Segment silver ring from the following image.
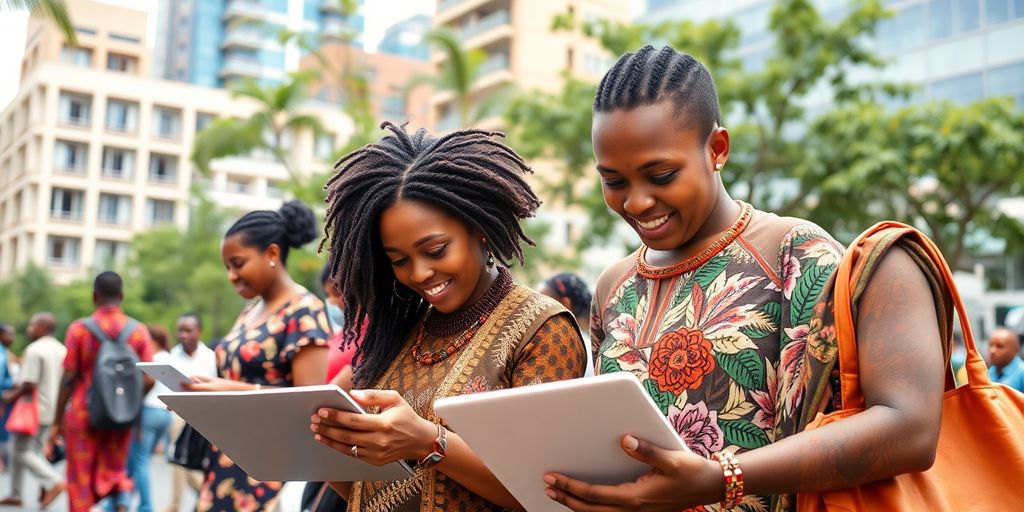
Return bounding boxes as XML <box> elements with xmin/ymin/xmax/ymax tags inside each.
<box><xmin>350</xmin><ymin>444</ymin><xmax>359</xmax><ymax>458</ymax></box>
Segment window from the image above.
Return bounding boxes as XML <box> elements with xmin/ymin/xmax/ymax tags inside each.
<box><xmin>105</xmin><ymin>99</ymin><xmax>139</xmax><ymax>132</ymax></box>
<box><xmin>54</xmin><ymin>140</ymin><xmax>88</xmax><ymax>172</ymax></box>
<box><xmin>267</xmin><ymin>181</ymin><xmax>284</xmax><ymax>199</ymax></box>
<box><xmin>931</xmin><ymin>72</ymin><xmax>984</xmax><ymax>103</ymax></box>
<box><xmin>48</xmin><ymin>236</ymin><xmax>81</xmax><ymax>266</ymax></box>
<box><xmin>152</xmin><ymin>106</ymin><xmax>182</xmax><ymax>139</ymax></box>
<box><xmin>989</xmin><ymin>61</ymin><xmax>1024</xmax><ymax>105</ymax></box>
<box><xmin>109</xmin><ymin>33</ymin><xmax>140</xmax><ymax>44</ymax></box>
<box><xmin>58</xmin><ymin>91</ymin><xmax>91</xmax><ymax>126</ymax></box>
<box><xmin>50</xmin><ymin>188</ymin><xmax>84</xmax><ymax>221</ymax></box>
<box><xmin>149</xmin><ymin>153</ymin><xmax>178</xmax><ymax>183</ymax></box>
<box><xmin>74</xmin><ymin>26</ymin><xmax>97</xmax><ymax>35</ymax></box>
<box><xmin>195</xmin><ymin>112</ymin><xmax>215</xmax><ymax>133</ymax></box>
<box><xmin>146</xmin><ymin>199</ymin><xmax>175</xmax><ymax>226</ymax></box>
<box><xmin>878</xmin><ymin>4</ymin><xmax>927</xmax><ymax>53</ymax></box>
<box><xmin>314</xmin><ymin>132</ymin><xmax>335</xmax><ymax>160</ymax></box>
<box><xmin>986</xmin><ymin>0</ymin><xmax>1011</xmax><ymax>24</ymax></box>
<box><xmin>94</xmin><ymin>239</ymin><xmax>128</xmax><ymax>268</ymax></box>
<box><xmin>101</xmin><ymin>146</ymin><xmax>135</xmax><ymax>179</ymax></box>
<box><xmin>226</xmin><ymin>176</ymin><xmax>253</xmax><ymax>195</ymax></box>
<box><xmin>567</xmin><ymin>47</ymin><xmax>575</xmax><ymax>70</ymax></box>
<box><xmin>97</xmin><ymin>193</ymin><xmax>131</xmax><ymax>225</ymax></box>
<box><xmin>106</xmin><ymin>52</ymin><xmax>138</xmax><ymax>73</ymax></box>
<box><xmin>59</xmin><ymin>45</ymin><xmax>93</xmax><ymax>67</ymax></box>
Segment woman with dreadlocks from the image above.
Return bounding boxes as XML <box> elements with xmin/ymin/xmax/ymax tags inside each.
<box><xmin>311</xmin><ymin>122</ymin><xmax>587</xmax><ymax>511</ymax></box>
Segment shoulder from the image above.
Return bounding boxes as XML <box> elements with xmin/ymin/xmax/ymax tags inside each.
<box><xmin>153</xmin><ymin>351</ymin><xmax>173</xmax><ymax>364</ymax></box>
<box><xmin>288</xmin><ymin>291</ymin><xmax>327</xmax><ymax>315</ymax></box>
<box><xmin>744</xmin><ymin>209</ymin><xmax>842</xmax><ymax>256</ymax></box>
<box><xmin>594</xmin><ymin>250</ymin><xmax>639</xmax><ymax>304</ymax></box>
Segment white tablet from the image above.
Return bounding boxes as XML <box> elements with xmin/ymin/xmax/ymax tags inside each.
<box><xmin>433</xmin><ymin>372</ymin><xmax>688</xmax><ymax>512</ymax></box>
<box><xmin>159</xmin><ymin>385</ymin><xmax>414</xmax><ymax>482</ymax></box>
<box><xmin>136</xmin><ymin>362</ymin><xmax>192</xmax><ymax>391</ymax></box>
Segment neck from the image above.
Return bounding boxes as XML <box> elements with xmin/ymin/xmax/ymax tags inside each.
<box><xmin>261</xmin><ymin>272</ymin><xmax>298</xmax><ymax>304</ymax></box>
<box><xmin>686</xmin><ymin>192</ymin><xmax>741</xmax><ymax>252</ymax></box>
<box><xmin>184</xmin><ymin>344</ymin><xmax>198</xmax><ymax>356</ymax></box>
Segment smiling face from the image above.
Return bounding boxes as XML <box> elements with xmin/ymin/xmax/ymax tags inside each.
<box><xmin>592</xmin><ymin>100</ymin><xmax>730</xmax><ymax>252</ymax></box>
<box><xmin>220</xmin><ymin>233</ymin><xmax>279</xmax><ymax>300</ymax></box>
<box><xmin>379</xmin><ymin>199</ymin><xmax>493</xmax><ymax>314</ymax></box>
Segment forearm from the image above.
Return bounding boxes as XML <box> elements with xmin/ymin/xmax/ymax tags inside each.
<box><xmin>435</xmin><ymin>431</ymin><xmax>522</xmax><ymax>510</ymax></box>
<box><xmin>52</xmin><ymin>378</ymin><xmax>74</xmax><ymax>428</ymax></box>
<box><xmin>740</xmin><ymin>405</ymin><xmax>937</xmax><ymax>497</ymax></box>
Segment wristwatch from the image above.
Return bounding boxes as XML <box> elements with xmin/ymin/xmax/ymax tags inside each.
<box><xmin>416</xmin><ymin>424</ymin><xmax>448</xmax><ymax>469</ymax></box>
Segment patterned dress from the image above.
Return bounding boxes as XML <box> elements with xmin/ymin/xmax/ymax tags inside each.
<box><xmin>348</xmin><ymin>283</ymin><xmax>587</xmax><ymax>512</ymax></box>
<box><xmin>62</xmin><ymin>305</ymin><xmax>154</xmax><ymax>512</ymax></box>
<box><xmin>592</xmin><ymin>206</ymin><xmax>843</xmax><ymax>512</ymax></box>
<box><xmin>195</xmin><ymin>291</ymin><xmax>331</xmax><ymax>512</ymax></box>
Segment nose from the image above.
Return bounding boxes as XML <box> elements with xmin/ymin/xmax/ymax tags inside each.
<box><xmin>410</xmin><ymin>258</ymin><xmax>435</xmax><ymax>285</ymax></box>
<box><xmin>227</xmin><ymin>268</ymin><xmax>239</xmax><ymax>283</ymax></box>
<box><xmin>623</xmin><ymin>186</ymin><xmax>655</xmax><ymax>216</ymax></box>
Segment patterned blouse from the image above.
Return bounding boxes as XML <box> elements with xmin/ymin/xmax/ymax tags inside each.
<box><xmin>592</xmin><ymin>207</ymin><xmax>843</xmax><ymax>512</ymax></box>
<box><xmin>348</xmin><ymin>284</ymin><xmax>587</xmax><ymax>512</ymax></box>
<box><xmin>196</xmin><ymin>291</ymin><xmax>331</xmax><ymax>512</ymax></box>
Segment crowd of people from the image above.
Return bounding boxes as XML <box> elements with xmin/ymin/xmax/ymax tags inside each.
<box><xmin>0</xmin><ymin>44</ymin><xmax>1020</xmax><ymax>512</ymax></box>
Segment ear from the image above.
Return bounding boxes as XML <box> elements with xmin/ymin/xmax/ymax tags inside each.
<box><xmin>266</xmin><ymin>243</ymin><xmax>281</xmax><ymax>264</ymax></box>
<box><xmin>707</xmin><ymin>126</ymin><xmax>730</xmax><ymax>169</ymax></box>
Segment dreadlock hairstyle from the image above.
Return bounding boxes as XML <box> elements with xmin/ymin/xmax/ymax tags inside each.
<box><xmin>322</xmin><ymin>122</ymin><xmax>541</xmax><ymax>387</ymax></box>
<box><xmin>594</xmin><ymin>45</ymin><xmax>721</xmax><ymax>138</ymax></box>
<box><xmin>224</xmin><ymin>200</ymin><xmax>318</xmax><ymax>265</ymax></box>
<box><xmin>544</xmin><ymin>272</ymin><xmax>592</xmax><ymax>320</ymax></box>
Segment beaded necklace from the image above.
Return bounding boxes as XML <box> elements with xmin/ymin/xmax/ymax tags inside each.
<box><xmin>411</xmin><ymin>268</ymin><xmax>514</xmax><ymax>365</ymax></box>
<box><xmin>636</xmin><ymin>201</ymin><xmax>753</xmax><ymax>279</ymax></box>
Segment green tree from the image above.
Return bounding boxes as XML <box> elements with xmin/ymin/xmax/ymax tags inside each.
<box><xmin>3</xmin><ymin>0</ymin><xmax>76</xmax><ymax>45</ymax></box>
<box><xmin>798</xmin><ymin>97</ymin><xmax>1024</xmax><ymax>270</ymax></box>
<box><xmin>191</xmin><ymin>71</ymin><xmax>326</xmax><ymax>203</ymax></box>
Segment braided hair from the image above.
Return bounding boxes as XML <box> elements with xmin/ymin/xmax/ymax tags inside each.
<box><xmin>322</xmin><ymin>122</ymin><xmax>541</xmax><ymax>386</ymax></box>
<box><xmin>594</xmin><ymin>45</ymin><xmax>721</xmax><ymax>137</ymax></box>
<box><xmin>543</xmin><ymin>273</ymin><xmax>592</xmax><ymax>320</ymax></box>
<box><xmin>224</xmin><ymin>200</ymin><xmax>318</xmax><ymax>265</ymax></box>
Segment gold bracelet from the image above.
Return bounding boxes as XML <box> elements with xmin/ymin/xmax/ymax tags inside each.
<box><xmin>712</xmin><ymin>451</ymin><xmax>744</xmax><ymax>510</ymax></box>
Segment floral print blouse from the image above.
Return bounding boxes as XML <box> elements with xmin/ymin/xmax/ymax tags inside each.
<box><xmin>591</xmin><ymin>208</ymin><xmax>843</xmax><ymax>511</ymax></box>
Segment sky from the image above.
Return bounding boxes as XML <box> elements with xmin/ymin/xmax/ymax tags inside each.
<box><xmin>0</xmin><ymin>0</ymin><xmax>435</xmax><ymax>107</ymax></box>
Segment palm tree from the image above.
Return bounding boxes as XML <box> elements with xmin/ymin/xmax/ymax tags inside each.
<box><xmin>191</xmin><ymin>71</ymin><xmax>325</xmax><ymax>184</ymax></box>
<box><xmin>406</xmin><ymin>28</ymin><xmax>508</xmax><ymax>128</ymax></box>
<box><xmin>2</xmin><ymin>0</ymin><xmax>76</xmax><ymax>45</ymax></box>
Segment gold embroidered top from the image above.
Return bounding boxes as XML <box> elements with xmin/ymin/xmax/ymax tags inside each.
<box><xmin>348</xmin><ymin>285</ymin><xmax>587</xmax><ymax>512</ymax></box>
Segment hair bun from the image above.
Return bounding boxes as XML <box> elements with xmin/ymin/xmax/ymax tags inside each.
<box><xmin>278</xmin><ymin>200</ymin><xmax>318</xmax><ymax>248</ymax></box>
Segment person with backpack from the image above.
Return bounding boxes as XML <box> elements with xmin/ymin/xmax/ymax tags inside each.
<box><xmin>49</xmin><ymin>271</ymin><xmax>154</xmax><ymax>512</ymax></box>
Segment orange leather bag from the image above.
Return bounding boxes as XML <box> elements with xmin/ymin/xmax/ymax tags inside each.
<box><xmin>797</xmin><ymin>222</ymin><xmax>1024</xmax><ymax>511</ymax></box>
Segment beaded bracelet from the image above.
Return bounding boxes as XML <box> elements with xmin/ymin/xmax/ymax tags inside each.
<box><xmin>712</xmin><ymin>451</ymin><xmax>744</xmax><ymax>510</ymax></box>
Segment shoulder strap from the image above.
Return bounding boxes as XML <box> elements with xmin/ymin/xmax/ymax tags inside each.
<box><xmin>833</xmin><ymin>221</ymin><xmax>980</xmax><ymax>411</ymax></box>
<box><xmin>80</xmin><ymin>317</ymin><xmax>113</xmax><ymax>344</ymax></box>
<box><xmin>116</xmin><ymin>319</ymin><xmax>138</xmax><ymax>345</ymax></box>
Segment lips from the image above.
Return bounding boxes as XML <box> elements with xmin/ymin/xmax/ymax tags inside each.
<box><xmin>419</xmin><ymin>279</ymin><xmax>452</xmax><ymax>299</ymax></box>
<box><xmin>635</xmin><ymin>214</ymin><xmax>671</xmax><ymax>230</ymax></box>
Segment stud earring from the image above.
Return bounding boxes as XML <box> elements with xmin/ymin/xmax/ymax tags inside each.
<box><xmin>715</xmin><ymin>162</ymin><xmax>724</xmax><ymax>171</ymax></box>
<box><xmin>270</xmin><ymin>261</ymin><xmax>276</xmax><ymax>268</ymax></box>
<box><xmin>482</xmin><ymin>238</ymin><xmax>495</xmax><ymax>269</ymax></box>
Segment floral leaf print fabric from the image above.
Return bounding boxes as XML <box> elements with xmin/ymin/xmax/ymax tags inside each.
<box><xmin>591</xmin><ymin>212</ymin><xmax>844</xmax><ymax>511</ymax></box>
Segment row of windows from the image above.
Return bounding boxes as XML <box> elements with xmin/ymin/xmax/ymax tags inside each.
<box><xmin>46</xmin><ymin>235</ymin><xmax>128</xmax><ymax>268</ymax></box>
<box><xmin>52</xmin><ymin>140</ymin><xmax>180</xmax><ymax>183</ymax></box>
<box><xmin>928</xmin><ymin>59</ymin><xmax>1024</xmax><ymax>104</ymax></box>
<box><xmin>57</xmin><ymin>90</ymin><xmax>201</xmax><ymax>139</ymax></box>
<box><xmin>48</xmin><ymin>187</ymin><xmax>175</xmax><ymax>227</ymax></box>
<box><xmin>878</xmin><ymin>0</ymin><xmax>1024</xmax><ymax>54</ymax></box>
<box><xmin>59</xmin><ymin>44</ymin><xmax>139</xmax><ymax>73</ymax></box>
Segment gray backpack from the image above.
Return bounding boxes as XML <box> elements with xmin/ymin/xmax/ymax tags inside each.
<box><xmin>80</xmin><ymin>317</ymin><xmax>143</xmax><ymax>430</ymax></box>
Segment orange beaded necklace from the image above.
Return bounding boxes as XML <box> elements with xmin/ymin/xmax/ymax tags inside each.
<box><xmin>635</xmin><ymin>201</ymin><xmax>753</xmax><ymax>279</ymax></box>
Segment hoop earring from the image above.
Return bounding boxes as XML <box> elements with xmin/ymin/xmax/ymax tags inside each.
<box><xmin>393</xmin><ymin>280</ymin><xmax>415</xmax><ymax>301</ymax></box>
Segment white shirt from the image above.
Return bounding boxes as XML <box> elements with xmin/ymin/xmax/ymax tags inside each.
<box><xmin>21</xmin><ymin>336</ymin><xmax>67</xmax><ymax>425</ymax></box>
<box><xmin>144</xmin><ymin>350</ymin><xmax>174</xmax><ymax>408</ymax></box>
<box><xmin>169</xmin><ymin>342</ymin><xmax>218</xmax><ymax>380</ymax></box>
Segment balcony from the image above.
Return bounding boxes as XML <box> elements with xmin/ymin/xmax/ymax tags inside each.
<box><xmin>50</xmin><ymin>210</ymin><xmax>83</xmax><ymax>222</ymax></box>
<box><xmin>320</xmin><ymin>0</ymin><xmax>343</xmax><ymax>13</ymax></box>
<box><xmin>219</xmin><ymin>56</ymin><xmax>262</xmax><ymax>79</ymax></box>
<box><xmin>97</xmin><ymin>213</ymin><xmax>128</xmax><ymax>226</ymax></box>
<box><xmin>59</xmin><ymin>115</ymin><xmax>90</xmax><ymax>128</ymax></box>
<box><xmin>221</xmin><ymin>27</ymin><xmax>264</xmax><ymax>50</ymax></box>
<box><xmin>438</xmin><ymin>0</ymin><xmax>465</xmax><ymax>14</ymax></box>
<box><xmin>222</xmin><ymin>0</ymin><xmax>265</xmax><ymax>22</ymax></box>
<box><xmin>478</xmin><ymin>53</ymin><xmax>509</xmax><ymax>76</ymax></box>
<box><xmin>460</xmin><ymin>10</ymin><xmax>510</xmax><ymax>41</ymax></box>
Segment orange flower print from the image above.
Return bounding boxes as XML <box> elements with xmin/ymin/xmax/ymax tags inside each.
<box><xmin>649</xmin><ymin>328</ymin><xmax>715</xmax><ymax>394</ymax></box>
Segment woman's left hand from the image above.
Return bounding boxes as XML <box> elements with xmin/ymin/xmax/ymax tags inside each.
<box><xmin>544</xmin><ymin>435</ymin><xmax>724</xmax><ymax>512</ymax></box>
<box><xmin>181</xmin><ymin>375</ymin><xmax>253</xmax><ymax>392</ymax></box>
<box><xmin>311</xmin><ymin>389</ymin><xmax>437</xmax><ymax>467</ymax></box>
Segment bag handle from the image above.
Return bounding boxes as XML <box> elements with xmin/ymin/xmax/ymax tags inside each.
<box><xmin>833</xmin><ymin>221</ymin><xmax>990</xmax><ymax>411</ymax></box>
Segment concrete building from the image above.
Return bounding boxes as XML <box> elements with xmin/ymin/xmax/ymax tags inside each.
<box><xmin>378</xmin><ymin>14</ymin><xmax>431</xmax><ymax>61</ymax></box>
<box><xmin>154</xmin><ymin>0</ymin><xmax>367</xmax><ymax>88</ymax></box>
<box><xmin>300</xmin><ymin>44</ymin><xmax>433</xmax><ymax>128</ymax></box>
<box><xmin>0</xmin><ymin>0</ymin><xmax>352</xmax><ymax>284</ymax></box>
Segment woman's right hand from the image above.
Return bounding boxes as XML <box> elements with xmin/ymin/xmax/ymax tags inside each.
<box><xmin>181</xmin><ymin>375</ymin><xmax>253</xmax><ymax>392</ymax></box>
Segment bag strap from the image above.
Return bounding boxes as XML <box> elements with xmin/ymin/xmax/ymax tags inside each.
<box><xmin>833</xmin><ymin>221</ymin><xmax>989</xmax><ymax>411</ymax></box>
<box><xmin>80</xmin><ymin>317</ymin><xmax>113</xmax><ymax>344</ymax></box>
<box><xmin>80</xmin><ymin>317</ymin><xmax>137</xmax><ymax>347</ymax></box>
<box><xmin>116</xmin><ymin>319</ymin><xmax>138</xmax><ymax>346</ymax></box>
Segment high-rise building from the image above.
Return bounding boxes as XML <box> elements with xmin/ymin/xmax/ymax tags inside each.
<box><xmin>154</xmin><ymin>0</ymin><xmax>367</xmax><ymax>88</ymax></box>
<box><xmin>378</xmin><ymin>14</ymin><xmax>431</xmax><ymax>61</ymax></box>
<box><xmin>0</xmin><ymin>0</ymin><xmax>352</xmax><ymax>283</ymax></box>
<box><xmin>431</xmin><ymin>0</ymin><xmax>628</xmax><ymax>132</ymax></box>
<box><xmin>300</xmin><ymin>44</ymin><xmax>433</xmax><ymax>127</ymax></box>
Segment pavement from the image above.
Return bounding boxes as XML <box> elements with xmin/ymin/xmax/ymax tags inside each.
<box><xmin>0</xmin><ymin>451</ymin><xmax>197</xmax><ymax>512</ymax></box>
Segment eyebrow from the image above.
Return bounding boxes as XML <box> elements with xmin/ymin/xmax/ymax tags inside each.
<box><xmin>382</xmin><ymin>233</ymin><xmax>445</xmax><ymax>252</ymax></box>
<box><xmin>596</xmin><ymin>159</ymin><xmax>670</xmax><ymax>174</ymax></box>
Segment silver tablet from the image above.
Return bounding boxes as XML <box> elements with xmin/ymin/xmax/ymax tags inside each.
<box><xmin>434</xmin><ymin>372</ymin><xmax>689</xmax><ymax>512</ymax></box>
